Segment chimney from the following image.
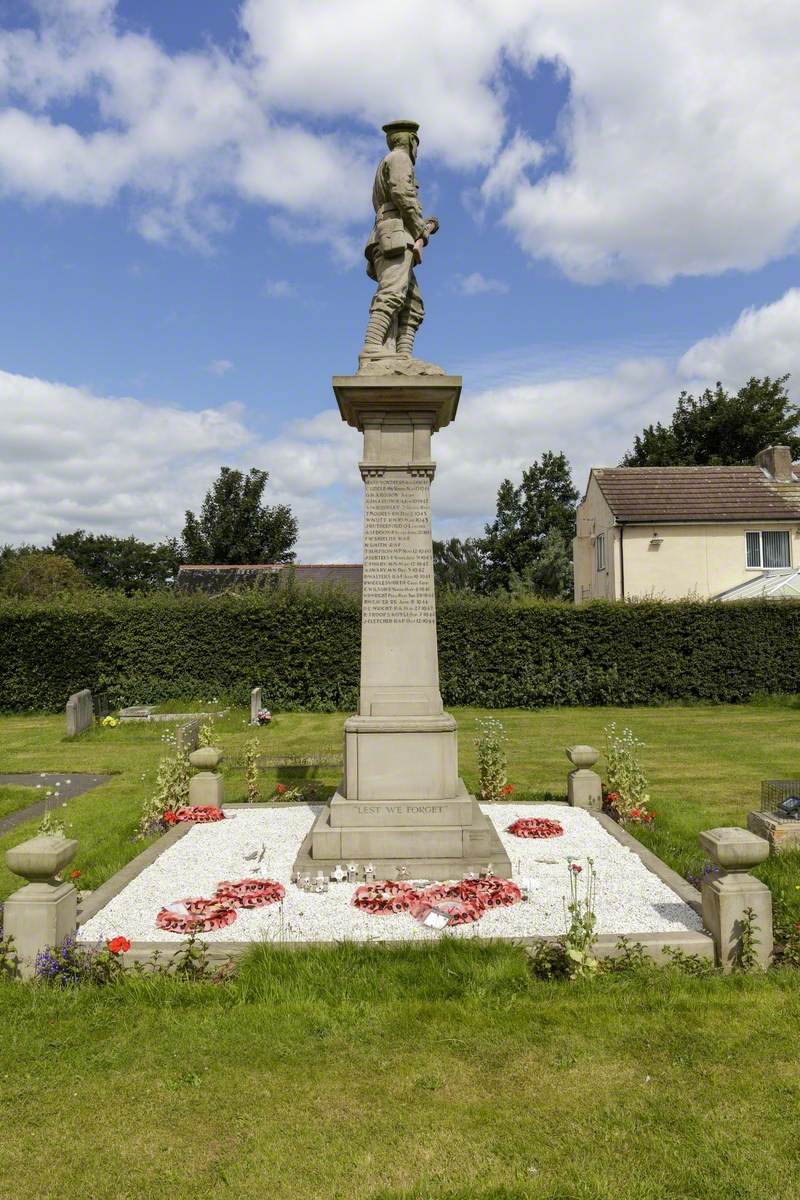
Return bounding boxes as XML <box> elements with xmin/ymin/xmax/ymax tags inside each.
<box><xmin>755</xmin><ymin>445</ymin><xmax>793</xmax><ymax>483</ymax></box>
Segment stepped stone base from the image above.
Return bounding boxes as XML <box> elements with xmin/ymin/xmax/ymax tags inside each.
<box><xmin>293</xmin><ymin>788</ymin><xmax>512</xmax><ymax>882</ymax></box>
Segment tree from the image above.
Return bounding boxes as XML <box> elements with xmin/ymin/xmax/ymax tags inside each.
<box><xmin>432</xmin><ymin>537</ymin><xmax>486</xmax><ymax>591</ymax></box>
<box><xmin>621</xmin><ymin>375</ymin><xmax>799</xmax><ymax>466</ymax></box>
<box><xmin>0</xmin><ymin>551</ymin><xmax>89</xmax><ymax>599</ymax></box>
<box><xmin>507</xmin><ymin>527</ymin><xmax>574</xmax><ymax>601</ymax></box>
<box><xmin>182</xmin><ymin>467</ymin><xmax>298</xmax><ymax>564</ymax></box>
<box><xmin>479</xmin><ymin>452</ymin><xmax>579</xmax><ymax>596</ymax></box>
<box><xmin>51</xmin><ymin>530</ymin><xmax>183</xmax><ymax>594</ymax></box>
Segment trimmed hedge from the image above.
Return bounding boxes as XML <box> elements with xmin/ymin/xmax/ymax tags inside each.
<box><xmin>1</xmin><ymin>591</ymin><xmax>799</xmax><ymax>712</ymax></box>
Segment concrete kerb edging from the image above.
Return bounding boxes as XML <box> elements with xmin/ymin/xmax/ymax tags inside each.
<box><xmin>76</xmin><ymin>801</ymin><xmax>714</xmax><ymax>964</ymax></box>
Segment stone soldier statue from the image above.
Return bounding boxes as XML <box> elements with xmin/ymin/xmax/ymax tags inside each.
<box><xmin>359</xmin><ymin>119</ymin><xmax>443</xmax><ymax>375</ymax></box>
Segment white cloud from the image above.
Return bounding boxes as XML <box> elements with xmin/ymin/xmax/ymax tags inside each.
<box><xmin>678</xmin><ymin>289</ymin><xmax>800</xmax><ymax>390</ymax></box>
<box><xmin>207</xmin><ymin>359</ymin><xmax>234</xmax><ymax>376</ymax></box>
<box><xmin>262</xmin><ymin>278</ymin><xmax>296</xmax><ymax>300</ymax></box>
<box><xmin>456</xmin><ymin>272</ymin><xmax>509</xmax><ymax>296</ymax></box>
<box><xmin>4</xmin><ymin>290</ymin><xmax>797</xmax><ymax>557</ymax></box>
<box><xmin>1</xmin><ymin>1</ymin><xmax>798</xmax><ymax>281</ymax></box>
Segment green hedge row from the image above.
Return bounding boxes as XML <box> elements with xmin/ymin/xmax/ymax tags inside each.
<box><xmin>1</xmin><ymin>591</ymin><xmax>799</xmax><ymax>712</ymax></box>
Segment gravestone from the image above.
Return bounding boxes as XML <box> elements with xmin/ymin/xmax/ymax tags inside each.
<box><xmin>294</xmin><ymin>376</ymin><xmax>510</xmax><ymax>880</ymax></box>
<box><xmin>250</xmin><ymin>687</ymin><xmax>262</xmax><ymax>725</ymax></box>
<box><xmin>65</xmin><ymin>689</ymin><xmax>93</xmax><ymax>737</ymax></box>
<box><xmin>176</xmin><ymin>719</ymin><xmax>201</xmax><ymax>755</ymax></box>
<box><xmin>93</xmin><ymin>692</ymin><xmax>110</xmax><ymax>720</ymax></box>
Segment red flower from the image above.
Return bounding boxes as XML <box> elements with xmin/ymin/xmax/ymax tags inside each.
<box><xmin>163</xmin><ymin>811</ymin><xmax>178</xmax><ymax>825</ymax></box>
<box><xmin>107</xmin><ymin>936</ymin><xmax>130</xmax><ymax>955</ymax></box>
<box><xmin>275</xmin><ymin>783</ymin><xmax>287</xmax><ymax>795</ymax></box>
<box><xmin>501</xmin><ymin>784</ymin><xmax>514</xmax><ymax>795</ymax></box>
<box><xmin>630</xmin><ymin>808</ymin><xmax>641</xmax><ymax>819</ymax></box>
<box><xmin>606</xmin><ymin>791</ymin><xmax>620</xmax><ymax>803</ymax></box>
<box><xmin>69</xmin><ymin>869</ymin><xmax>81</xmax><ymax>880</ymax></box>
<box><xmin>569</xmin><ymin>863</ymin><xmax>583</xmax><ymax>874</ymax></box>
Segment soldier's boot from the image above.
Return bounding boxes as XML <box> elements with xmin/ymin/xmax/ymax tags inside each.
<box><xmin>359</xmin><ymin>308</ymin><xmax>396</xmax><ymax>359</ymax></box>
<box><xmin>395</xmin><ymin>314</ymin><xmax>425</xmax><ymax>362</ymax></box>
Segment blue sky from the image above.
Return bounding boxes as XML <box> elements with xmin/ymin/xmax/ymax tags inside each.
<box><xmin>1</xmin><ymin>0</ymin><xmax>799</xmax><ymax>559</ymax></box>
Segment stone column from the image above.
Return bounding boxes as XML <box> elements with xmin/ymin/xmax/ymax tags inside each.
<box><xmin>699</xmin><ymin>827</ymin><xmax>773</xmax><ymax>971</ymax></box>
<box><xmin>296</xmin><ymin>375</ymin><xmax>510</xmax><ymax>880</ymax></box>
<box><xmin>3</xmin><ymin>836</ymin><xmax>79</xmax><ymax>979</ymax></box>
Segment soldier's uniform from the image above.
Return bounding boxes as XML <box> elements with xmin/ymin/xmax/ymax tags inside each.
<box><xmin>361</xmin><ymin>121</ymin><xmax>432</xmax><ymax>360</ymax></box>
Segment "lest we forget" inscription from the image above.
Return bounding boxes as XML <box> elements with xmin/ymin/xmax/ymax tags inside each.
<box><xmin>363</xmin><ymin>476</ymin><xmax>436</xmax><ymax>625</ymax></box>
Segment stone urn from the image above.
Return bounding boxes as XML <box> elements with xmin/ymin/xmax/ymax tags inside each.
<box><xmin>565</xmin><ymin>745</ymin><xmax>600</xmax><ymax>770</ymax></box>
<box><xmin>698</xmin><ymin>827</ymin><xmax>770</xmax><ymax>873</ymax></box>
<box><xmin>6</xmin><ymin>835</ymin><xmax>78</xmax><ymax>883</ymax></box>
<box><xmin>189</xmin><ymin>746</ymin><xmax>223</xmax><ymax>771</ymax></box>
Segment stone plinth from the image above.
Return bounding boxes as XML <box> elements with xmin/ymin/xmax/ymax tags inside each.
<box><xmin>294</xmin><ymin>374</ymin><xmax>510</xmax><ymax>881</ymax></box>
<box><xmin>747</xmin><ymin>809</ymin><xmax>800</xmax><ymax>854</ymax></box>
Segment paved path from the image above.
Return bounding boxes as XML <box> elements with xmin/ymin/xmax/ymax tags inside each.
<box><xmin>0</xmin><ymin>773</ymin><xmax>113</xmax><ymax>837</ymax></box>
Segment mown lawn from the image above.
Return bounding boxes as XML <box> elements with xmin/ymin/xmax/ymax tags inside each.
<box><xmin>1</xmin><ymin>942</ymin><xmax>800</xmax><ymax>1200</ymax></box>
<box><xmin>1</xmin><ymin>702</ymin><xmax>800</xmax><ymax>1199</ymax></box>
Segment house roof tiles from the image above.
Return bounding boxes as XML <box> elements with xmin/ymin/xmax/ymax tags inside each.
<box><xmin>592</xmin><ymin>466</ymin><xmax>800</xmax><ymax>523</ymax></box>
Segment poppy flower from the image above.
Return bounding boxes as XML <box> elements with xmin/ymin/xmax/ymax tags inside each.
<box><xmin>275</xmin><ymin>783</ymin><xmax>287</xmax><ymax>795</ymax></box>
<box><xmin>501</xmin><ymin>784</ymin><xmax>514</xmax><ymax>795</ymax></box>
<box><xmin>69</xmin><ymin>869</ymin><xmax>81</xmax><ymax>880</ymax></box>
<box><xmin>163</xmin><ymin>811</ymin><xmax>178</xmax><ymax>825</ymax></box>
<box><xmin>107</xmin><ymin>936</ymin><xmax>131</xmax><ymax>955</ymax></box>
<box><xmin>569</xmin><ymin>863</ymin><xmax>583</xmax><ymax>874</ymax></box>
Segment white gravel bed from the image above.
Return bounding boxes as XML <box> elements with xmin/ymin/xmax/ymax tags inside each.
<box><xmin>78</xmin><ymin>803</ymin><xmax>702</xmax><ymax>944</ymax></box>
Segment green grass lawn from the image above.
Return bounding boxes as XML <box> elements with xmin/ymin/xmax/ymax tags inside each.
<box><xmin>2</xmin><ymin>701</ymin><xmax>800</xmax><ymax>1200</ymax></box>
<box><xmin>0</xmin><ymin>784</ymin><xmax>40</xmax><ymax>822</ymax></box>
<box><xmin>1</xmin><ymin>943</ymin><xmax>799</xmax><ymax>1200</ymax></box>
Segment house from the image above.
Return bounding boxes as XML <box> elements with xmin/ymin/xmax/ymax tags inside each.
<box><xmin>573</xmin><ymin>446</ymin><xmax>800</xmax><ymax>602</ymax></box>
<box><xmin>175</xmin><ymin>563</ymin><xmax>363</xmax><ymax>596</ymax></box>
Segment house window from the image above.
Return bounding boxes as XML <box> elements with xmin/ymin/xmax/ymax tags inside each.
<box><xmin>595</xmin><ymin>533</ymin><xmax>606</xmax><ymax>571</ymax></box>
<box><xmin>746</xmin><ymin>530</ymin><xmax>791</xmax><ymax>569</ymax></box>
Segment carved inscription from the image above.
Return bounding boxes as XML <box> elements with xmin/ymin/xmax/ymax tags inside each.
<box><xmin>363</xmin><ymin>476</ymin><xmax>436</xmax><ymax>624</ymax></box>
<box><xmin>356</xmin><ymin>804</ymin><xmax>445</xmax><ymax>816</ymax></box>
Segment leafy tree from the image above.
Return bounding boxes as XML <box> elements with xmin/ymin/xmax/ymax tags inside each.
<box><xmin>480</xmin><ymin>452</ymin><xmax>579</xmax><ymax>596</ymax></box>
<box><xmin>507</xmin><ymin>527</ymin><xmax>574</xmax><ymax>601</ymax></box>
<box><xmin>621</xmin><ymin>375</ymin><xmax>799</xmax><ymax>466</ymax></box>
<box><xmin>432</xmin><ymin>537</ymin><xmax>485</xmax><ymax>591</ymax></box>
<box><xmin>51</xmin><ymin>530</ymin><xmax>183</xmax><ymax>594</ymax></box>
<box><xmin>182</xmin><ymin>467</ymin><xmax>298</xmax><ymax>564</ymax></box>
<box><xmin>0</xmin><ymin>551</ymin><xmax>89</xmax><ymax>599</ymax></box>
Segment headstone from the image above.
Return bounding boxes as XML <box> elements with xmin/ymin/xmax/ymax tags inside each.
<box><xmin>65</xmin><ymin>689</ymin><xmax>93</xmax><ymax>737</ymax></box>
<box><xmin>176</xmin><ymin>719</ymin><xmax>201</xmax><ymax>755</ymax></box>
<box><xmin>3</xmin><ymin>835</ymin><xmax>79</xmax><ymax>979</ymax></box>
<box><xmin>119</xmin><ymin>705</ymin><xmax>156</xmax><ymax>722</ymax></box>
<box><xmin>698</xmin><ymin>827</ymin><xmax>773</xmax><ymax>971</ymax></box>
<box><xmin>294</xmin><ymin>375</ymin><xmax>510</xmax><ymax>881</ymax></box>
<box><xmin>93</xmin><ymin>692</ymin><xmax>110</xmax><ymax>720</ymax></box>
<box><xmin>250</xmin><ymin>687</ymin><xmax>262</xmax><ymax>725</ymax></box>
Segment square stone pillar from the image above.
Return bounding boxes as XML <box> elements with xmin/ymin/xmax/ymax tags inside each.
<box><xmin>4</xmin><ymin>836</ymin><xmax>79</xmax><ymax>979</ymax></box>
<box><xmin>698</xmin><ymin>827</ymin><xmax>773</xmax><ymax>971</ymax></box>
<box><xmin>294</xmin><ymin>374</ymin><xmax>510</xmax><ymax>881</ymax></box>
